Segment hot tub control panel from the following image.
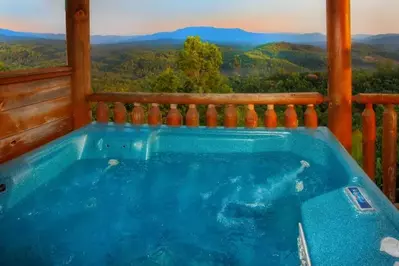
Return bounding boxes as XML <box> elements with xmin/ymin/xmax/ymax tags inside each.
<box><xmin>345</xmin><ymin>187</ymin><xmax>374</xmax><ymax>212</ymax></box>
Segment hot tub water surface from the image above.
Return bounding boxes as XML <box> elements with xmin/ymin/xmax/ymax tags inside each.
<box><xmin>0</xmin><ymin>124</ymin><xmax>398</xmax><ymax>266</ymax></box>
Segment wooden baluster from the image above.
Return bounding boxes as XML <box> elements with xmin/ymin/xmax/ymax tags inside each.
<box><xmin>304</xmin><ymin>104</ymin><xmax>318</xmax><ymax>128</ymax></box>
<box><xmin>167</xmin><ymin>104</ymin><xmax>182</xmax><ymax>127</ymax></box>
<box><xmin>148</xmin><ymin>103</ymin><xmax>162</xmax><ymax>126</ymax></box>
<box><xmin>96</xmin><ymin>102</ymin><xmax>109</xmax><ymax>123</ymax></box>
<box><xmin>245</xmin><ymin>104</ymin><xmax>258</xmax><ymax>128</ymax></box>
<box><xmin>206</xmin><ymin>104</ymin><xmax>218</xmax><ymax>128</ymax></box>
<box><xmin>131</xmin><ymin>103</ymin><xmax>145</xmax><ymax>125</ymax></box>
<box><xmin>362</xmin><ymin>104</ymin><xmax>376</xmax><ymax>181</ymax></box>
<box><xmin>382</xmin><ymin>104</ymin><xmax>397</xmax><ymax>203</ymax></box>
<box><xmin>224</xmin><ymin>104</ymin><xmax>237</xmax><ymax>128</ymax></box>
<box><xmin>264</xmin><ymin>104</ymin><xmax>277</xmax><ymax>128</ymax></box>
<box><xmin>114</xmin><ymin>102</ymin><xmax>126</xmax><ymax>124</ymax></box>
<box><xmin>186</xmin><ymin>104</ymin><xmax>199</xmax><ymax>127</ymax></box>
<box><xmin>285</xmin><ymin>104</ymin><xmax>298</xmax><ymax>128</ymax></box>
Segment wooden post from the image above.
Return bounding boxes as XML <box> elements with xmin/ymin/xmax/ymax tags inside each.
<box><xmin>264</xmin><ymin>104</ymin><xmax>277</xmax><ymax>128</ymax></box>
<box><xmin>362</xmin><ymin>104</ymin><xmax>376</xmax><ymax>181</ymax></box>
<box><xmin>186</xmin><ymin>104</ymin><xmax>199</xmax><ymax>127</ymax></box>
<box><xmin>304</xmin><ymin>104</ymin><xmax>318</xmax><ymax>129</ymax></box>
<box><xmin>284</xmin><ymin>105</ymin><xmax>298</xmax><ymax>128</ymax></box>
<box><xmin>326</xmin><ymin>0</ymin><xmax>352</xmax><ymax>152</ymax></box>
<box><xmin>167</xmin><ymin>104</ymin><xmax>182</xmax><ymax>127</ymax></box>
<box><xmin>206</xmin><ymin>104</ymin><xmax>218</xmax><ymax>127</ymax></box>
<box><xmin>224</xmin><ymin>104</ymin><xmax>237</xmax><ymax>128</ymax></box>
<box><xmin>114</xmin><ymin>102</ymin><xmax>127</xmax><ymax>124</ymax></box>
<box><xmin>382</xmin><ymin>104</ymin><xmax>397</xmax><ymax>203</ymax></box>
<box><xmin>245</xmin><ymin>104</ymin><xmax>258</xmax><ymax>128</ymax></box>
<box><xmin>148</xmin><ymin>103</ymin><xmax>162</xmax><ymax>126</ymax></box>
<box><xmin>66</xmin><ymin>0</ymin><xmax>92</xmax><ymax>129</ymax></box>
<box><xmin>131</xmin><ymin>103</ymin><xmax>145</xmax><ymax>125</ymax></box>
<box><xmin>96</xmin><ymin>102</ymin><xmax>109</xmax><ymax>123</ymax></box>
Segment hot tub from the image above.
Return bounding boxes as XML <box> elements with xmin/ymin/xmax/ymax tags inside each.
<box><xmin>0</xmin><ymin>123</ymin><xmax>398</xmax><ymax>265</ymax></box>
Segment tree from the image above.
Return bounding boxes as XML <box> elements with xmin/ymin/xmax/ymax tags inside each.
<box><xmin>233</xmin><ymin>55</ymin><xmax>241</xmax><ymax>74</ymax></box>
<box><xmin>151</xmin><ymin>67</ymin><xmax>183</xmax><ymax>93</ymax></box>
<box><xmin>177</xmin><ymin>36</ymin><xmax>231</xmax><ymax>93</ymax></box>
<box><xmin>0</xmin><ymin>61</ymin><xmax>9</xmax><ymax>71</ymax></box>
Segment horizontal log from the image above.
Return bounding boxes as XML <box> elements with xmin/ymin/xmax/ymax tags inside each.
<box><xmin>353</xmin><ymin>94</ymin><xmax>399</xmax><ymax>104</ymax></box>
<box><xmin>87</xmin><ymin>92</ymin><xmax>325</xmax><ymax>105</ymax></box>
<box><xmin>0</xmin><ymin>118</ymin><xmax>73</xmax><ymax>163</ymax></box>
<box><xmin>0</xmin><ymin>96</ymin><xmax>72</xmax><ymax>139</ymax></box>
<box><xmin>0</xmin><ymin>67</ymin><xmax>72</xmax><ymax>86</ymax></box>
<box><xmin>0</xmin><ymin>76</ymin><xmax>71</xmax><ymax>111</ymax></box>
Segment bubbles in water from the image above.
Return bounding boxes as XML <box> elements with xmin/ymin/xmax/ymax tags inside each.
<box><xmin>244</xmin><ymin>202</ymin><xmax>266</xmax><ymax>208</ymax></box>
<box><xmin>91</xmin><ymin>176</ymin><xmax>100</xmax><ymax>186</ymax></box>
<box><xmin>200</xmin><ymin>192</ymin><xmax>212</xmax><ymax>200</ymax></box>
<box><xmin>60</xmin><ymin>254</ymin><xmax>74</xmax><ymax>265</ymax></box>
<box><xmin>189</xmin><ymin>163</ymin><xmax>200</xmax><ymax>171</ymax></box>
<box><xmin>217</xmin><ymin>199</ymin><xmax>236</xmax><ymax>227</ymax></box>
<box><xmin>229</xmin><ymin>176</ymin><xmax>241</xmax><ymax>184</ymax></box>
<box><xmin>85</xmin><ymin>197</ymin><xmax>97</xmax><ymax>208</ymax></box>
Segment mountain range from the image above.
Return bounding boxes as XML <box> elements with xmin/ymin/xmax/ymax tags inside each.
<box><xmin>1</xmin><ymin>26</ymin><xmax>398</xmax><ymax>46</ymax></box>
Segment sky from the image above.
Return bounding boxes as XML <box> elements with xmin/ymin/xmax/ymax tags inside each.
<box><xmin>0</xmin><ymin>0</ymin><xmax>398</xmax><ymax>35</ymax></box>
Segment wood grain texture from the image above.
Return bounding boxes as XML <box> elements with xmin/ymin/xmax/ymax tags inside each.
<box><xmin>66</xmin><ymin>0</ymin><xmax>92</xmax><ymax>129</ymax></box>
<box><xmin>362</xmin><ymin>104</ymin><xmax>376</xmax><ymax>181</ymax></box>
<box><xmin>353</xmin><ymin>94</ymin><xmax>399</xmax><ymax>104</ymax></box>
<box><xmin>0</xmin><ymin>76</ymin><xmax>71</xmax><ymax>111</ymax></box>
<box><xmin>0</xmin><ymin>96</ymin><xmax>71</xmax><ymax>139</ymax></box>
<box><xmin>326</xmin><ymin>0</ymin><xmax>352</xmax><ymax>152</ymax></box>
<box><xmin>88</xmin><ymin>92</ymin><xmax>325</xmax><ymax>105</ymax></box>
<box><xmin>0</xmin><ymin>67</ymin><xmax>71</xmax><ymax>85</ymax></box>
<box><xmin>382</xmin><ymin>104</ymin><xmax>397</xmax><ymax>203</ymax></box>
<box><xmin>0</xmin><ymin>118</ymin><xmax>73</xmax><ymax>163</ymax></box>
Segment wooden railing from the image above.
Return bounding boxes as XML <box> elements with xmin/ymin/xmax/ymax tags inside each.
<box><xmin>87</xmin><ymin>92</ymin><xmax>399</xmax><ymax>204</ymax></box>
<box><xmin>353</xmin><ymin>93</ymin><xmax>398</xmax><ymax>203</ymax></box>
<box><xmin>87</xmin><ymin>92</ymin><xmax>324</xmax><ymax>128</ymax></box>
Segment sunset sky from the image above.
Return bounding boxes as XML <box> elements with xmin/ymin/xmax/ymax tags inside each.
<box><xmin>0</xmin><ymin>0</ymin><xmax>398</xmax><ymax>35</ymax></box>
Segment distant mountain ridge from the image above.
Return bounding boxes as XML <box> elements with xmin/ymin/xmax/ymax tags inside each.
<box><xmin>1</xmin><ymin>27</ymin><xmax>398</xmax><ymax>46</ymax></box>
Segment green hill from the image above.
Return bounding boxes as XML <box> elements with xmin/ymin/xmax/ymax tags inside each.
<box><xmin>0</xmin><ymin>39</ymin><xmax>66</xmax><ymax>69</ymax></box>
<box><xmin>363</xmin><ymin>34</ymin><xmax>399</xmax><ymax>50</ymax></box>
<box><xmin>1</xmin><ymin>39</ymin><xmax>398</xmax><ymax>87</ymax></box>
<box><xmin>250</xmin><ymin>42</ymin><xmax>326</xmax><ymax>70</ymax></box>
<box><xmin>222</xmin><ymin>42</ymin><xmax>399</xmax><ymax>74</ymax></box>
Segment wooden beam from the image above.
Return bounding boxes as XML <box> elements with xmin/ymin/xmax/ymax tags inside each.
<box><xmin>353</xmin><ymin>94</ymin><xmax>399</xmax><ymax>104</ymax></box>
<box><xmin>0</xmin><ymin>118</ymin><xmax>72</xmax><ymax>164</ymax></box>
<box><xmin>0</xmin><ymin>96</ymin><xmax>71</xmax><ymax>139</ymax></box>
<box><xmin>327</xmin><ymin>0</ymin><xmax>352</xmax><ymax>152</ymax></box>
<box><xmin>66</xmin><ymin>0</ymin><xmax>91</xmax><ymax>129</ymax></box>
<box><xmin>0</xmin><ymin>67</ymin><xmax>71</xmax><ymax>85</ymax></box>
<box><xmin>87</xmin><ymin>92</ymin><xmax>325</xmax><ymax>105</ymax></box>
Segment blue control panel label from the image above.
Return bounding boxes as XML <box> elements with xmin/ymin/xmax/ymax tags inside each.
<box><xmin>346</xmin><ymin>187</ymin><xmax>374</xmax><ymax>211</ymax></box>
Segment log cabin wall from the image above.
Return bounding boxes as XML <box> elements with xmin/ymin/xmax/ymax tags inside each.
<box><xmin>0</xmin><ymin>67</ymin><xmax>73</xmax><ymax>163</ymax></box>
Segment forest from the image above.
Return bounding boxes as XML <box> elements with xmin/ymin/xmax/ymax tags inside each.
<box><xmin>1</xmin><ymin>36</ymin><xmax>399</xmax><ymax>187</ymax></box>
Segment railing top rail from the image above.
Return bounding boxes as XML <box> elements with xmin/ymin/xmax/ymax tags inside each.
<box><xmin>87</xmin><ymin>92</ymin><xmax>325</xmax><ymax>105</ymax></box>
<box><xmin>353</xmin><ymin>93</ymin><xmax>399</xmax><ymax>105</ymax></box>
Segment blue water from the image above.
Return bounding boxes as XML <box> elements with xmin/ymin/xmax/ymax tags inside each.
<box><xmin>2</xmin><ymin>125</ymin><xmax>399</xmax><ymax>266</ymax></box>
<box><xmin>0</xmin><ymin>151</ymin><xmax>332</xmax><ymax>266</ymax></box>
